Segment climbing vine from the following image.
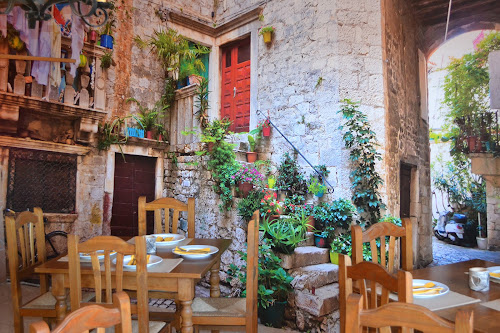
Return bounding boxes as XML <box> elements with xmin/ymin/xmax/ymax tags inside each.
<box><xmin>338</xmin><ymin>99</ymin><xmax>385</xmax><ymax>226</ymax></box>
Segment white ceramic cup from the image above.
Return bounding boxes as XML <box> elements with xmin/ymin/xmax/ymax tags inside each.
<box><xmin>145</xmin><ymin>235</ymin><xmax>157</xmax><ymax>254</ymax></box>
<box><xmin>469</xmin><ymin>267</ymin><xmax>489</xmax><ymax>292</ymax></box>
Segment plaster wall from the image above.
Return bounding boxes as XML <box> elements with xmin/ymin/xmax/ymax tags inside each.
<box><xmin>382</xmin><ymin>0</ymin><xmax>432</xmax><ymax>265</ymax></box>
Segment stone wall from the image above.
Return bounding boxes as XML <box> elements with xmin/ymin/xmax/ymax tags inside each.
<box><xmin>486</xmin><ymin>182</ymin><xmax>500</xmax><ymax>250</ymax></box>
<box><xmin>382</xmin><ymin>0</ymin><xmax>432</xmax><ymax>265</ymax></box>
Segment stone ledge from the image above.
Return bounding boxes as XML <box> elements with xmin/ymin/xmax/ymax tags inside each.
<box><xmin>293</xmin><ymin>283</ymin><xmax>340</xmax><ymax>317</ymax></box>
<box><xmin>290</xmin><ymin>263</ymin><xmax>339</xmax><ymax>290</ymax></box>
<box><xmin>44</xmin><ymin>213</ymin><xmax>78</xmax><ymax>224</ymax></box>
<box><xmin>279</xmin><ymin>246</ymin><xmax>330</xmax><ymax>269</ymax></box>
<box><xmin>0</xmin><ymin>136</ymin><xmax>91</xmax><ymax>155</ymax></box>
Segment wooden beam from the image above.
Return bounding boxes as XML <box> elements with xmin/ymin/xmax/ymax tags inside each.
<box><xmin>0</xmin><ymin>54</ymin><xmax>76</xmax><ymax>63</ymax></box>
<box><xmin>421</xmin><ymin>4</ymin><xmax>500</xmax><ymax>27</ymax></box>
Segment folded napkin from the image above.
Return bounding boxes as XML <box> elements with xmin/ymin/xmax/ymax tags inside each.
<box><xmin>174</xmin><ymin>247</ymin><xmax>211</xmax><ymax>254</ymax></box>
<box><xmin>127</xmin><ymin>255</ymin><xmax>150</xmax><ymax>265</ymax></box>
<box><xmin>156</xmin><ymin>236</ymin><xmax>174</xmax><ymax>242</ymax></box>
<box><xmin>490</xmin><ymin>272</ymin><xmax>500</xmax><ymax>278</ymax></box>
<box><xmin>413</xmin><ymin>287</ymin><xmax>443</xmax><ymax>295</ymax></box>
<box><xmin>81</xmin><ymin>251</ymin><xmax>116</xmax><ymax>256</ymax></box>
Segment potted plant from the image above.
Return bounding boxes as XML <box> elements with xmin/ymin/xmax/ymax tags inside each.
<box><xmin>227</xmin><ymin>239</ymin><xmax>293</xmax><ymax>328</ymax></box>
<box><xmin>259</xmin><ymin>26</ymin><xmax>275</xmax><ymax>44</ymax></box>
<box><xmin>276</xmin><ymin>153</ymin><xmax>308</xmax><ymax>196</ymax></box>
<box><xmin>237</xmin><ymin>190</ymin><xmax>265</xmax><ymax>222</ymax></box>
<box><xmin>201</xmin><ymin>119</ymin><xmax>232</xmax><ymax>152</ymax></box>
<box><xmin>260</xmin><ymin>215</ymin><xmax>307</xmax><ymax>254</ymax></box>
<box><xmin>477</xmin><ymin>214</ymin><xmax>488</xmax><ymax>250</ymax></box>
<box><xmin>260</xmin><ymin>118</ymin><xmax>271</xmax><ymax>137</ymax></box>
<box><xmin>247</xmin><ymin>134</ymin><xmax>258</xmax><ymax>162</ymax></box>
<box><xmin>232</xmin><ymin>166</ymin><xmax>264</xmax><ymax>198</ymax></box>
<box><xmin>308</xmin><ymin>177</ymin><xmax>326</xmax><ymax>198</ymax></box>
<box><xmin>126</xmin><ymin>98</ymin><xmax>168</xmax><ymax>139</ymax></box>
<box><xmin>329</xmin><ymin>233</ymin><xmax>352</xmax><ymax>265</ymax></box>
<box><xmin>100</xmin><ymin>18</ymin><xmax>116</xmax><ymax>49</ymax></box>
<box><xmin>100</xmin><ymin>51</ymin><xmax>113</xmax><ymax>69</ymax></box>
<box><xmin>259</xmin><ymin>190</ymin><xmax>282</xmax><ymax>219</ymax></box>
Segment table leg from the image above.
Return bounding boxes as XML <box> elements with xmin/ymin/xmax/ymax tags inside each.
<box><xmin>209</xmin><ymin>259</ymin><xmax>221</xmax><ymax>298</ymax></box>
<box><xmin>52</xmin><ymin>273</ymin><xmax>67</xmax><ymax>323</ymax></box>
<box><xmin>179</xmin><ymin>278</ymin><xmax>194</xmax><ymax>333</ymax></box>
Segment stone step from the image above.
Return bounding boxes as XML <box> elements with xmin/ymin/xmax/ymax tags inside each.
<box><xmin>297</xmin><ymin>232</ymin><xmax>315</xmax><ymax>247</ymax></box>
<box><xmin>279</xmin><ymin>246</ymin><xmax>330</xmax><ymax>269</ymax></box>
<box><xmin>289</xmin><ymin>263</ymin><xmax>339</xmax><ymax>290</ymax></box>
<box><xmin>291</xmin><ymin>283</ymin><xmax>340</xmax><ymax>317</ymax></box>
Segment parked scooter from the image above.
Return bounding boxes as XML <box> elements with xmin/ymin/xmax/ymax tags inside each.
<box><xmin>434</xmin><ymin>211</ymin><xmax>467</xmax><ymax>245</ymax></box>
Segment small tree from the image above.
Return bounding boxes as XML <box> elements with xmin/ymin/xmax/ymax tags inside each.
<box><xmin>338</xmin><ymin>99</ymin><xmax>385</xmax><ymax>226</ymax></box>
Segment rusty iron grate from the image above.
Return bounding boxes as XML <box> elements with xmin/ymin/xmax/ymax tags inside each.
<box><xmin>7</xmin><ymin>148</ymin><xmax>77</xmax><ymax>213</ymax></box>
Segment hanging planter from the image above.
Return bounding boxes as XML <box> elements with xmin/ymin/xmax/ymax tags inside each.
<box><xmin>100</xmin><ymin>34</ymin><xmax>114</xmax><ymax>49</ymax></box>
<box><xmin>259</xmin><ymin>26</ymin><xmax>275</xmax><ymax>44</ymax></box>
<box><xmin>262</xmin><ymin>125</ymin><xmax>271</xmax><ymax>137</ymax></box>
<box><xmin>89</xmin><ymin>30</ymin><xmax>98</xmax><ymax>43</ymax></box>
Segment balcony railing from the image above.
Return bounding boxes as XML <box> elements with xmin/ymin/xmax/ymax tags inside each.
<box><xmin>457</xmin><ymin>110</ymin><xmax>499</xmax><ymax>154</ymax></box>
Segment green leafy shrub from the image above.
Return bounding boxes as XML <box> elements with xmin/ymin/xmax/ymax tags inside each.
<box><xmin>260</xmin><ymin>215</ymin><xmax>307</xmax><ymax>254</ymax></box>
<box><xmin>237</xmin><ymin>190</ymin><xmax>265</xmax><ymax>222</ymax></box>
<box><xmin>276</xmin><ymin>152</ymin><xmax>307</xmax><ymax>195</ymax></box>
<box><xmin>338</xmin><ymin>99</ymin><xmax>385</xmax><ymax>226</ymax></box>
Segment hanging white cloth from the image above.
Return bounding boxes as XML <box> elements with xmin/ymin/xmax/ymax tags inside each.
<box><xmin>49</xmin><ymin>19</ymin><xmax>61</xmax><ymax>87</ymax></box>
<box><xmin>8</xmin><ymin>7</ymin><xmax>39</xmax><ymax>56</ymax></box>
<box><xmin>69</xmin><ymin>10</ymin><xmax>86</xmax><ymax>77</ymax></box>
<box><xmin>31</xmin><ymin>21</ymin><xmax>51</xmax><ymax>86</ymax></box>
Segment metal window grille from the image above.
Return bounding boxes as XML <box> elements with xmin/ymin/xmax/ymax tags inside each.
<box><xmin>7</xmin><ymin>148</ymin><xmax>77</xmax><ymax>213</ymax></box>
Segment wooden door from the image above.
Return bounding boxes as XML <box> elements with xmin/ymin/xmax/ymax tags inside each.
<box><xmin>221</xmin><ymin>37</ymin><xmax>251</xmax><ymax>133</ymax></box>
<box><xmin>111</xmin><ymin>154</ymin><xmax>156</xmax><ymax>236</ymax></box>
<box><xmin>400</xmin><ymin>163</ymin><xmax>412</xmax><ymax>219</ymax></box>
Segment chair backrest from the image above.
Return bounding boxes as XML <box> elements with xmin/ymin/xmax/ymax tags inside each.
<box><xmin>245</xmin><ymin>211</ymin><xmax>260</xmax><ymax>333</ymax></box>
<box><xmin>351</xmin><ymin>218</ymin><xmax>413</xmax><ymax>273</ymax></box>
<box><xmin>29</xmin><ymin>291</ymin><xmax>133</xmax><ymax>333</ymax></box>
<box><xmin>6</xmin><ymin>208</ymin><xmax>49</xmax><ymax>299</ymax></box>
<box><xmin>339</xmin><ymin>254</ymin><xmax>413</xmax><ymax>333</ymax></box>
<box><xmin>68</xmin><ymin>235</ymin><xmax>149</xmax><ymax>333</ymax></box>
<box><xmin>138</xmin><ymin>196</ymin><xmax>195</xmax><ymax>237</ymax></box>
<box><xmin>345</xmin><ymin>293</ymin><xmax>473</xmax><ymax>333</ymax></box>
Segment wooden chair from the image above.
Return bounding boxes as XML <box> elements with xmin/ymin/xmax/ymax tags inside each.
<box><xmin>67</xmin><ymin>234</ymin><xmax>169</xmax><ymax>333</ymax></box>
<box><xmin>184</xmin><ymin>211</ymin><xmax>259</xmax><ymax>333</ymax></box>
<box><xmin>351</xmin><ymin>218</ymin><xmax>413</xmax><ymax>273</ymax></box>
<box><xmin>339</xmin><ymin>254</ymin><xmax>413</xmax><ymax>333</ymax></box>
<box><xmin>6</xmin><ymin>208</ymin><xmax>59</xmax><ymax>333</ymax></box>
<box><xmin>345</xmin><ymin>293</ymin><xmax>473</xmax><ymax>333</ymax></box>
<box><xmin>138</xmin><ymin>196</ymin><xmax>195</xmax><ymax>237</ymax></box>
<box><xmin>29</xmin><ymin>291</ymin><xmax>133</xmax><ymax>333</ymax></box>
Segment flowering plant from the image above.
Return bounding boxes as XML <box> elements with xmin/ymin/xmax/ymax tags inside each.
<box><xmin>232</xmin><ymin>166</ymin><xmax>264</xmax><ymax>185</ymax></box>
<box><xmin>259</xmin><ymin>26</ymin><xmax>275</xmax><ymax>35</ymax></box>
<box><xmin>260</xmin><ymin>190</ymin><xmax>282</xmax><ymax>215</ymax></box>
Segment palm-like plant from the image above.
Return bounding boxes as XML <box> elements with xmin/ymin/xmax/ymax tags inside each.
<box><xmin>134</xmin><ymin>28</ymin><xmax>210</xmax><ymax>80</ymax></box>
<box><xmin>126</xmin><ymin>97</ymin><xmax>167</xmax><ymax>131</ymax></box>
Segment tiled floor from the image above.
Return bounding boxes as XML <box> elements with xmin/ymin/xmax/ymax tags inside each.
<box><xmin>0</xmin><ymin>282</ymin><xmax>298</xmax><ymax>333</ymax></box>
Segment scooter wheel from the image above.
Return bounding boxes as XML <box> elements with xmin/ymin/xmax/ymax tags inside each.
<box><xmin>434</xmin><ymin>230</ymin><xmax>446</xmax><ymax>241</ymax></box>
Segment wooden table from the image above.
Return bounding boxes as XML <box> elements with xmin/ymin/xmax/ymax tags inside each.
<box><xmin>412</xmin><ymin>259</ymin><xmax>500</xmax><ymax>332</ymax></box>
<box><xmin>35</xmin><ymin>238</ymin><xmax>232</xmax><ymax>333</ymax></box>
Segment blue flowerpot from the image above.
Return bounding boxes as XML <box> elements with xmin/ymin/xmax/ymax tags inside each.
<box><xmin>315</xmin><ymin>190</ymin><xmax>324</xmax><ymax>198</ymax></box>
<box><xmin>100</xmin><ymin>34</ymin><xmax>114</xmax><ymax>49</ymax></box>
<box><xmin>314</xmin><ymin>234</ymin><xmax>328</xmax><ymax>248</ymax></box>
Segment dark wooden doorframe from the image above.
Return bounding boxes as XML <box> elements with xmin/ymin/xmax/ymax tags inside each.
<box><xmin>111</xmin><ymin>154</ymin><xmax>156</xmax><ymax>237</ymax></box>
<box><xmin>400</xmin><ymin>162</ymin><xmax>413</xmax><ymax>219</ymax></box>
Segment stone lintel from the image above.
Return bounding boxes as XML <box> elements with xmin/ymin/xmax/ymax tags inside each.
<box><xmin>169</xmin><ymin>6</ymin><xmax>262</xmax><ymax>38</ymax></box>
<box><xmin>470</xmin><ymin>154</ymin><xmax>500</xmax><ymax>179</ymax></box>
<box><xmin>0</xmin><ymin>136</ymin><xmax>91</xmax><ymax>155</ymax></box>
<box><xmin>44</xmin><ymin>213</ymin><xmax>78</xmax><ymax>224</ymax></box>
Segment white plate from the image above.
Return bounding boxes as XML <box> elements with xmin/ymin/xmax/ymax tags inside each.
<box><xmin>152</xmin><ymin>233</ymin><xmax>186</xmax><ymax>246</ymax></box>
<box><xmin>487</xmin><ymin>266</ymin><xmax>500</xmax><ymax>280</ymax></box>
<box><xmin>114</xmin><ymin>255</ymin><xmax>163</xmax><ymax>270</ymax></box>
<box><xmin>413</xmin><ymin>279</ymin><xmax>449</xmax><ymax>298</ymax></box>
<box><xmin>172</xmin><ymin>245</ymin><xmax>218</xmax><ymax>259</ymax></box>
<box><xmin>79</xmin><ymin>250</ymin><xmax>117</xmax><ymax>261</ymax></box>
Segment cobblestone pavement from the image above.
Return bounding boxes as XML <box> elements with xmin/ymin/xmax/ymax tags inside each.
<box><xmin>429</xmin><ymin>236</ymin><xmax>500</xmax><ymax>267</ymax></box>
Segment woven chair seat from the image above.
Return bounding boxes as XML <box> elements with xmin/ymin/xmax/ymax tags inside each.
<box><xmin>103</xmin><ymin>320</ymin><xmax>167</xmax><ymax>332</ymax></box>
<box><xmin>23</xmin><ymin>291</ymin><xmax>95</xmax><ymax>310</ymax></box>
<box><xmin>191</xmin><ymin>297</ymin><xmax>246</xmax><ymax>317</ymax></box>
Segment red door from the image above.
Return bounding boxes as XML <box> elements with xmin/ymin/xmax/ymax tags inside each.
<box><xmin>221</xmin><ymin>37</ymin><xmax>251</xmax><ymax>133</ymax></box>
<box><xmin>111</xmin><ymin>154</ymin><xmax>156</xmax><ymax>236</ymax></box>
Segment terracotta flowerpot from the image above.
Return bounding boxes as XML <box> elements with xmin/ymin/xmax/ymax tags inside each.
<box><xmin>306</xmin><ymin>216</ymin><xmax>315</xmax><ymax>232</ymax></box>
<box><xmin>246</xmin><ymin>152</ymin><xmax>258</xmax><ymax>163</ymax></box>
<box><xmin>207</xmin><ymin>142</ymin><xmax>215</xmax><ymax>152</ymax></box>
<box><xmin>467</xmin><ymin>136</ymin><xmax>482</xmax><ymax>153</ymax></box>
<box><xmin>269</xmin><ymin>215</ymin><xmax>280</xmax><ymax>223</ymax></box>
<box><xmin>262</xmin><ymin>126</ymin><xmax>271</xmax><ymax>137</ymax></box>
<box><xmin>146</xmin><ymin>131</ymin><xmax>153</xmax><ymax>139</ymax></box>
<box><xmin>89</xmin><ymin>30</ymin><xmax>97</xmax><ymax>43</ymax></box>
<box><xmin>262</xmin><ymin>31</ymin><xmax>272</xmax><ymax>43</ymax></box>
<box><xmin>238</xmin><ymin>182</ymin><xmax>253</xmax><ymax>198</ymax></box>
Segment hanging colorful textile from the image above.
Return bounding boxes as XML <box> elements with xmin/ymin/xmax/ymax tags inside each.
<box><xmin>31</xmin><ymin>21</ymin><xmax>51</xmax><ymax>86</ymax></box>
<box><xmin>69</xmin><ymin>8</ymin><xmax>86</xmax><ymax>77</ymax></box>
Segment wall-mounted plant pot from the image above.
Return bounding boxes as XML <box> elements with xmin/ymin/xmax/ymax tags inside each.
<box><xmin>246</xmin><ymin>152</ymin><xmax>258</xmax><ymax>163</ymax></box>
<box><xmin>146</xmin><ymin>131</ymin><xmax>153</xmax><ymax>139</ymax></box>
<box><xmin>127</xmin><ymin>127</ymin><xmax>144</xmax><ymax>138</ymax></box>
<box><xmin>467</xmin><ymin>136</ymin><xmax>482</xmax><ymax>153</ymax></box>
<box><xmin>89</xmin><ymin>30</ymin><xmax>97</xmax><ymax>43</ymax></box>
<box><xmin>259</xmin><ymin>301</ymin><xmax>286</xmax><ymax>328</ymax></box>
<box><xmin>262</xmin><ymin>31</ymin><xmax>272</xmax><ymax>44</ymax></box>
<box><xmin>330</xmin><ymin>251</ymin><xmax>339</xmax><ymax>265</ymax></box>
<box><xmin>315</xmin><ymin>190</ymin><xmax>324</xmax><ymax>198</ymax></box>
<box><xmin>307</xmin><ymin>216</ymin><xmax>315</xmax><ymax>232</ymax></box>
<box><xmin>100</xmin><ymin>34</ymin><xmax>114</xmax><ymax>49</ymax></box>
<box><xmin>238</xmin><ymin>182</ymin><xmax>253</xmax><ymax>198</ymax></box>
<box><xmin>314</xmin><ymin>234</ymin><xmax>328</xmax><ymax>248</ymax></box>
<box><xmin>477</xmin><ymin>237</ymin><xmax>488</xmax><ymax>250</ymax></box>
<box><xmin>262</xmin><ymin>126</ymin><xmax>271</xmax><ymax>137</ymax></box>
